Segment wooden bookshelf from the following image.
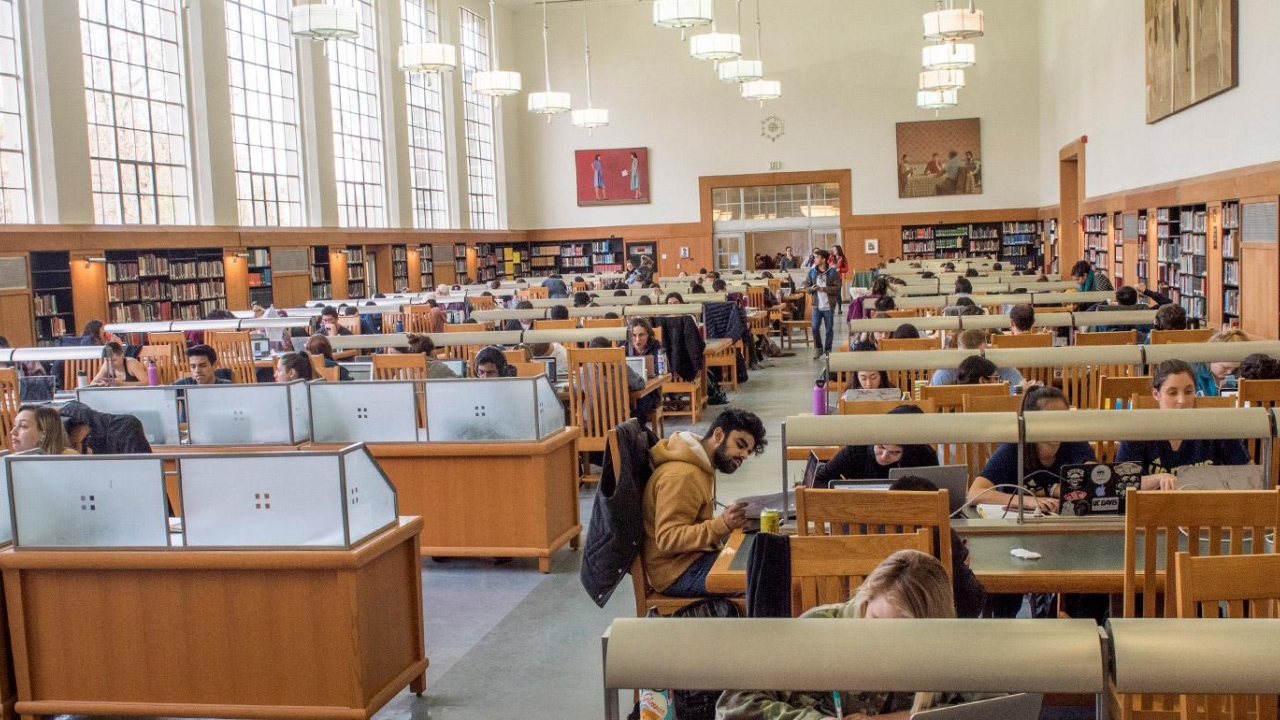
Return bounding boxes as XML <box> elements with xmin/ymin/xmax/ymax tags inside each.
<box><xmin>1111</xmin><ymin>211</ymin><xmax>1125</xmax><ymax>287</ymax></box>
<box><xmin>1083</xmin><ymin>213</ymin><xmax>1109</xmax><ymax>275</ymax></box>
<box><xmin>1155</xmin><ymin>206</ymin><xmax>1182</xmax><ymax>308</ymax></box>
<box><xmin>453</xmin><ymin>242</ymin><xmax>467</xmax><ymax>282</ymax></box>
<box><xmin>1135</xmin><ymin>210</ymin><xmax>1149</xmax><ymax>284</ymax></box>
<box><xmin>1043</xmin><ymin>219</ymin><xmax>1058</xmax><ymax>276</ymax></box>
<box><xmin>1221</xmin><ymin>200</ymin><xmax>1240</xmax><ymax>326</ymax></box>
<box><xmin>310</xmin><ymin>246</ymin><xmax>332</xmax><ymax>300</ymax></box>
<box><xmin>390</xmin><ymin>244</ymin><xmax>409</xmax><ymax>292</ymax></box>
<box><xmin>999</xmin><ymin>222</ymin><xmax>1040</xmax><ymax>270</ymax></box>
<box><xmin>558</xmin><ymin>240</ymin><xmax>591</xmax><ymax>274</ymax></box>
<box><xmin>495</xmin><ymin>242</ymin><xmax>530</xmax><ymax>278</ymax></box>
<box><xmin>418</xmin><ymin>244</ymin><xmax>435</xmax><ymax>290</ymax></box>
<box><xmin>345</xmin><ymin>245</ymin><xmax>366</xmax><ymax>299</ymax></box>
<box><xmin>31</xmin><ymin>251</ymin><xmax>74</xmax><ymax>346</ymax></box>
<box><xmin>901</xmin><ymin>222</ymin><xmax>1038</xmax><ymax>264</ymax></box>
<box><xmin>246</xmin><ymin>247</ymin><xmax>272</xmax><ymax>308</ymax></box>
<box><xmin>1177</xmin><ymin>203</ymin><xmax>1208</xmax><ymax>327</ymax></box>
<box><xmin>530</xmin><ymin>243</ymin><xmax>560</xmax><ymax>273</ymax></box>
<box><xmin>103</xmin><ymin>248</ymin><xmax>226</xmax><ymax>323</ymax></box>
<box><xmin>590</xmin><ymin>237</ymin><xmax>624</xmax><ymax>274</ymax></box>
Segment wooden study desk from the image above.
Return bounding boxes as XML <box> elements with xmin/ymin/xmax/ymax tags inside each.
<box><xmin>361</xmin><ymin>427</ymin><xmax>582</xmax><ymax>573</ymax></box>
<box><xmin>0</xmin><ymin>517</ymin><xmax>428</xmax><ymax>720</ymax></box>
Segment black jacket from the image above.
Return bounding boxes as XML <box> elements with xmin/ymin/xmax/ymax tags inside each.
<box><xmin>580</xmin><ymin>418</ymin><xmax>659</xmax><ymax>607</ymax></box>
<box><xmin>655</xmin><ymin>316</ymin><xmax>705</xmax><ymax>383</ymax></box>
<box><xmin>703</xmin><ymin>301</ymin><xmax>748</xmax><ymax>342</ymax></box>
<box><xmin>59</xmin><ymin>401</ymin><xmax>153</xmax><ymax>455</ymax></box>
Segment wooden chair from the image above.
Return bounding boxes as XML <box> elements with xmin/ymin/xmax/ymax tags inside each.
<box><xmin>62</xmin><ymin>357</ymin><xmax>104</xmax><ymax>390</ymax></box>
<box><xmin>511</xmin><ymin>361</ymin><xmax>546</xmax><ymax>378</ymax></box>
<box><xmin>315</xmin><ymin>365</ymin><xmax>339</xmax><ymax>382</ymax></box>
<box><xmin>337</xmin><ymin>316</ymin><xmax>362</xmax><ymax>335</ymax></box>
<box><xmin>1058</xmin><ymin>359</ymin><xmax>1137</xmax><ymax>412</ymax></box>
<box><xmin>989</xmin><ymin>333</ymin><xmax>1053</xmax><ymax>349</ymax></box>
<box><xmin>883</xmin><ymin>309</ymin><xmax>917</xmax><ymax>319</ymax></box>
<box><xmin>147</xmin><ymin>331</ymin><xmax>188</xmax><ymax>369</ymax></box>
<box><xmin>0</xmin><ymin>368</ymin><xmax>19</xmax><ymax>449</ymax></box>
<box><xmin>1128</xmin><ymin>395</ymin><xmax>1236</xmax><ymax>410</ymax></box>
<box><xmin>1099</xmin><ymin>375</ymin><xmax>1153</xmax><ymax>410</ymax></box>
<box><xmin>207</xmin><ymin>331</ymin><xmax>257</xmax><ymax>384</ymax></box>
<box><xmin>137</xmin><ymin>345</ymin><xmax>180</xmax><ymax>385</ymax></box>
<box><xmin>534</xmin><ymin>319</ymin><xmax>579</xmax><ymax>330</ymax></box>
<box><xmin>744</xmin><ymin>286</ymin><xmax>767</xmax><ymax>310</ymax></box>
<box><xmin>877</xmin><ymin>337</ymin><xmax>936</xmax><ymax>352</ymax></box>
<box><xmin>1176</xmin><ymin>552</ymin><xmax>1280</xmax><ymax>720</ymax></box>
<box><xmin>568</xmin><ymin>347</ymin><xmax>632</xmax><ymax>484</ymax></box>
<box><xmin>789</xmin><ymin>531</ymin><xmax>932</xmax><ymax>617</ymax></box>
<box><xmin>308</xmin><ymin>354</ymin><xmax>328</xmax><ymax>375</ymax></box>
<box><xmin>780</xmin><ymin>292</ymin><xmax>812</xmax><ymax>349</ymax></box>
<box><xmin>1237</xmin><ymin>379</ymin><xmax>1280</xmax><ymax>487</ymax></box>
<box><xmin>920</xmin><ymin>383</ymin><xmax>1010</xmax><ymax>414</ymax></box>
<box><xmin>838</xmin><ymin>398</ymin><xmax>935</xmax><ymax>415</ymax></box>
<box><xmin>1149</xmin><ymin>329</ymin><xmax>1214</xmax><ymax>345</ymax></box>
<box><xmin>445</xmin><ymin>321</ymin><xmax>493</xmax><ymax>332</ymax></box>
<box><xmin>704</xmin><ymin>339</ymin><xmax>739</xmax><ymax>392</ymax></box>
<box><xmin>525</xmin><ymin>287</ymin><xmax>550</xmax><ymax>299</ymax></box>
<box><xmin>582</xmin><ymin>317</ymin><xmax>624</xmax><ymax>329</ymax></box>
<box><xmin>887</xmin><ymin>367</ymin><xmax>935</xmax><ymax>399</ymax></box>
<box><xmin>371</xmin><ymin>354</ymin><xmax>428</xmax><ymax>380</ymax></box>
<box><xmin>794</xmin><ymin>488</ymin><xmax>953</xmax><ymax>578</ymax></box>
<box><xmin>662</xmin><ymin>372</ymin><xmax>704</xmax><ymax>424</ymax></box>
<box><xmin>959</xmin><ymin>393</ymin><xmax>1022</xmax><ymax>475</ymax></box>
<box><xmin>468</xmin><ymin>295</ymin><xmax>497</xmax><ymax>312</ymax></box>
<box><xmin>1075</xmin><ymin>330</ymin><xmax>1137</xmax><ymax>346</ymax></box>
<box><xmin>571</xmin><ymin>281</ymin><xmax>588</xmax><ymax>293</ymax></box>
<box><xmin>1109</xmin><ymin>489</ymin><xmax>1280</xmax><ymax>720</ymax></box>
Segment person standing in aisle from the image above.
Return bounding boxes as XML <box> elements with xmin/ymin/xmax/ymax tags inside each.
<box><xmin>803</xmin><ymin>249</ymin><xmax>841</xmax><ymax>359</ymax></box>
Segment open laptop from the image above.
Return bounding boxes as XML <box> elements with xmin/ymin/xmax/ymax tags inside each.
<box><xmin>1176</xmin><ymin>464</ymin><xmax>1267</xmax><ymax>491</ymax></box>
<box><xmin>626</xmin><ymin>355</ymin><xmax>655</xmax><ymax>381</ymax></box>
<box><xmin>534</xmin><ymin>356</ymin><xmax>556</xmax><ymax>380</ymax></box>
<box><xmin>440</xmin><ymin>359</ymin><xmax>467</xmax><ymax>378</ymax></box>
<box><xmin>1058</xmin><ymin>461</ymin><xmax>1142</xmax><ymax>516</ymax></box>
<box><xmin>340</xmin><ymin>362</ymin><xmax>372</xmax><ymax>382</ymax></box>
<box><xmin>251</xmin><ymin>337</ymin><xmax>271</xmax><ymax>360</ymax></box>
<box><xmin>887</xmin><ymin>465</ymin><xmax>970</xmax><ymax>515</ymax></box>
<box><xmin>912</xmin><ymin>694</ymin><xmax>1042</xmax><ymax>720</ymax></box>
<box><xmin>18</xmin><ymin>375</ymin><xmax>55</xmax><ymax>403</ymax></box>
<box><xmin>290</xmin><ymin>337</ymin><xmax>309</xmax><ymax>353</ymax></box>
<box><xmin>735</xmin><ymin>450</ymin><xmax>823</xmax><ymax>524</ymax></box>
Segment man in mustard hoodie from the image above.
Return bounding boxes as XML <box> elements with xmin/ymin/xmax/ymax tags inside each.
<box><xmin>642</xmin><ymin>408</ymin><xmax>768</xmax><ymax>597</ymax></box>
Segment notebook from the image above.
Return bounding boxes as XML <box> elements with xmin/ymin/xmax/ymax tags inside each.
<box><xmin>1176</xmin><ymin>464</ymin><xmax>1267</xmax><ymax>491</ymax></box>
<box><xmin>912</xmin><ymin>694</ymin><xmax>1043</xmax><ymax>720</ymax></box>
<box><xmin>1058</xmin><ymin>461</ymin><xmax>1142</xmax><ymax>516</ymax></box>
<box><xmin>887</xmin><ymin>465</ymin><xmax>970</xmax><ymax>515</ymax></box>
<box><xmin>842</xmin><ymin>388</ymin><xmax>907</xmax><ymax>402</ymax></box>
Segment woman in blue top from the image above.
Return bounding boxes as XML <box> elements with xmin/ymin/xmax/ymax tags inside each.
<box><xmin>1116</xmin><ymin>359</ymin><xmax>1251</xmax><ymax>489</ymax></box>
<box><xmin>1188</xmin><ymin>328</ymin><xmax>1248</xmax><ymax>396</ymax></box>
<box><xmin>592</xmin><ymin>154</ymin><xmax>606</xmax><ymax>200</ymax></box>
<box><xmin>628</xmin><ymin>151</ymin><xmax>641</xmax><ymax>199</ymax></box>
<box><xmin>967</xmin><ymin>387</ymin><xmax>1097</xmax><ymax>514</ymax></box>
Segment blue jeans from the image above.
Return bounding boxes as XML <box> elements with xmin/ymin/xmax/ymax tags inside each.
<box><xmin>811</xmin><ymin>307</ymin><xmax>834</xmax><ymax>352</ymax></box>
<box><xmin>662</xmin><ymin>551</ymin><xmax>721</xmax><ymax>598</ymax></box>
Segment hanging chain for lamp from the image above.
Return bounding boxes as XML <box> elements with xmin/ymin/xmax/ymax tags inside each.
<box><xmin>572</xmin><ymin>0</ymin><xmax>608</xmax><ymax>132</ymax></box>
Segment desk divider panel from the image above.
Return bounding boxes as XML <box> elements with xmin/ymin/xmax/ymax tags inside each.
<box><xmin>1071</xmin><ymin>310</ymin><xmax>1159</xmax><ymax>328</ymax></box>
<box><xmin>76</xmin><ymin>385</ymin><xmax>182</xmax><ymax>446</ymax></box>
<box><xmin>309</xmin><ymin>380</ymin><xmax>420</xmax><ymax>442</ymax></box>
<box><xmin>424</xmin><ymin>376</ymin><xmax>564</xmax><ymax>441</ymax></box>
<box><xmin>185</xmin><ymin>380</ymin><xmax>310</xmax><ymax>445</ymax></box>
<box><xmin>7</xmin><ymin>455</ymin><xmax>169</xmax><ymax>548</ymax></box>
<box><xmin>1143</xmin><ymin>340</ymin><xmax>1280</xmax><ymax>364</ymax></box>
<box><xmin>340</xmin><ymin>447</ymin><xmax>399</xmax><ymax>544</ymax></box>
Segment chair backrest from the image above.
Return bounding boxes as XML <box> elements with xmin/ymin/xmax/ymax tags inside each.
<box><xmin>744</xmin><ymin>286</ymin><xmax>767</xmax><ymax>309</ymax></box>
<box><xmin>1149</xmin><ymin>328</ymin><xmax>1214</xmax><ymax>345</ymax></box>
<box><xmin>920</xmin><ymin>383</ymin><xmax>1010</xmax><ymax>414</ymax></box>
<box><xmin>1237</xmin><ymin>379</ymin><xmax>1280</xmax><ymax>486</ymax></box>
<box><xmin>0</xmin><ymin>367</ymin><xmax>19</xmax><ymax>449</ymax></box>
<box><xmin>534</xmin><ymin>319</ymin><xmax>579</xmax><ymax>330</ymax></box>
<box><xmin>1174</xmin><ymin>552</ymin><xmax>1280</xmax><ymax>720</ymax></box>
<box><xmin>62</xmin><ymin>357</ymin><xmax>104</xmax><ymax>390</ymax></box>
<box><xmin>961</xmin><ymin>393</ymin><xmax>1024</xmax><ymax>413</ymax></box>
<box><xmin>989</xmin><ymin>333</ymin><xmax>1053</xmax><ymax>349</ymax></box>
<box><xmin>511</xmin><ymin>361</ymin><xmax>545</xmax><ymax>378</ymax></box>
<box><xmin>207</xmin><ymin>331</ymin><xmax>256</xmax><ymax>384</ymax></box>
<box><xmin>794</xmin><ymin>488</ymin><xmax>952</xmax><ymax>577</ymax></box>
<box><xmin>371</xmin><ymin>353</ymin><xmax>429</xmax><ymax>381</ymax></box>
<box><xmin>315</xmin><ymin>364</ymin><xmax>339</xmax><ymax>382</ymax></box>
<box><xmin>137</xmin><ymin>345</ymin><xmax>179</xmax><ymax>385</ymax></box>
<box><xmin>789</xmin><ymin>531</ymin><xmax>932</xmax><ymax>617</ymax></box>
<box><xmin>336</xmin><ymin>316</ymin><xmax>362</xmax><ymax>335</ymax></box>
<box><xmin>878</xmin><ymin>337</ymin><xmax>936</xmax><ymax>352</ymax></box>
<box><xmin>1123</xmin><ymin>489</ymin><xmax>1280</xmax><ymax>619</ymax></box>
<box><xmin>469</xmin><ymin>295</ymin><xmax>497</xmax><ymax>312</ymax></box>
<box><xmin>1074</xmin><ymin>330</ymin><xmax>1137</xmax><ymax>346</ymax></box>
<box><xmin>568</xmin><ymin>346</ymin><xmax>631</xmax><ymax>453</ymax></box>
<box><xmin>883</xmin><ymin>309</ymin><xmax>917</xmax><ymax>319</ymax></box>
<box><xmin>501</xmin><ymin>349</ymin><xmax>528</xmax><ymax>364</ymax></box>
<box><xmin>1129</xmin><ymin>395</ymin><xmax>1236</xmax><ymax>410</ymax></box>
<box><xmin>572</xmin><ymin>281</ymin><xmax>589</xmax><ymax>292</ymax></box>
<box><xmin>146</xmin><ymin>331</ymin><xmax>188</xmax><ymax>368</ymax></box>
<box><xmin>1098</xmin><ymin>375</ymin><xmax>1152</xmax><ymax>410</ymax></box>
<box><xmin>525</xmin><ymin>287</ymin><xmax>549</xmax><ymax>299</ymax></box>
<box><xmin>838</xmin><ymin>398</ymin><xmax>936</xmax><ymax>415</ymax></box>
<box><xmin>582</xmin><ymin>317</ymin><xmax>624</xmax><ymax>329</ymax></box>
<box><xmin>445</xmin><ymin>321</ymin><xmax>493</xmax><ymax>332</ymax></box>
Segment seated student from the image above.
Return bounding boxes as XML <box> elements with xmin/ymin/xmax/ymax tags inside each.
<box><xmin>627</xmin><ymin>317</ymin><xmax>662</xmax><ymax>358</ymax></box>
<box><xmin>1136</xmin><ymin>280</ymin><xmax>1174</xmax><ymax>307</ymax></box>
<box><xmin>886</xmin><ymin>477</ymin><xmax>986</xmax><ymax>618</ymax></box>
<box><xmin>540</xmin><ymin>273</ymin><xmax>569</xmax><ymax>299</ymax></box>
<box><xmin>305</xmin><ymin>334</ymin><xmax>353</xmax><ymax>381</ymax></box>
<box><xmin>1088</xmin><ymin>285</ymin><xmax>1151</xmax><ymax>340</ymax></box>
<box><xmin>525</xmin><ymin>341</ymin><xmax>568</xmax><ymax>372</ymax></box>
<box><xmin>954</xmin><ymin>277</ymin><xmax>973</xmax><ymax>296</ymax></box>
<box><xmin>1190</xmin><ymin>328</ymin><xmax>1248</xmax><ymax>396</ymax></box>
<box><xmin>11</xmin><ymin>405</ymin><xmax>78</xmax><ymax>454</ymax></box>
<box><xmin>317</xmin><ymin>306</ymin><xmax>353</xmax><ymax>337</ymax></box>
<box><xmin>547</xmin><ymin>304</ymin><xmax>572</xmax><ymax>322</ymax></box>
<box><xmin>405</xmin><ymin>334</ymin><xmax>459</xmax><ymax>378</ymax></box>
<box><xmin>273</xmin><ymin>351</ymin><xmax>315</xmax><ymax>383</ymax></box>
<box><xmin>718</xmin><ymin>550</ymin><xmax>978</xmax><ymax>719</ymax></box>
<box><xmin>642</xmin><ymin>409</ymin><xmax>766</xmax><ymax>598</ymax></box>
<box><xmin>1152</xmin><ymin>303</ymin><xmax>1187</xmax><ymax>333</ymax></box>
<box><xmin>967</xmin><ymin>387</ymin><xmax>1094</xmax><ymax>514</ymax></box>
<box><xmin>930</xmin><ymin>331</ymin><xmax>1033</xmax><ymax>394</ymax></box>
<box><xmin>689</xmin><ymin>282</ymin><xmax>707</xmax><ymax>294</ymax></box>
<box><xmin>572</xmin><ymin>291</ymin><xmax>591</xmax><ymax>308</ymax></box>
<box><xmin>813</xmin><ymin>405</ymin><xmax>938</xmax><ymax>488</ymax></box>
<box><xmin>474</xmin><ymin>346</ymin><xmax>515</xmax><ymax>378</ymax></box>
<box><xmin>503</xmin><ymin>300</ymin><xmax>536</xmax><ymax>332</ymax></box>
<box><xmin>635</xmin><ymin>295</ymin><xmax>653</xmax><ymax>306</ymax></box>
<box><xmin>665</xmin><ymin>292</ymin><xmax>685</xmax><ymax>304</ymax></box>
<box><xmin>173</xmin><ymin>344</ymin><xmax>232</xmax><ymax>386</ymax></box>
<box><xmin>1238</xmin><ymin>353</ymin><xmax>1280</xmax><ymax>381</ymax></box>
<box><xmin>585</xmin><ymin>336</ymin><xmax>655</xmax><ymax>427</ymax></box>
<box><xmin>873</xmin><ymin>295</ymin><xmax>896</xmax><ymax>313</ymax></box>
<box><xmin>1116</xmin><ymin>360</ymin><xmax>1252</xmax><ymax>489</ymax></box>
<box><xmin>89</xmin><ymin>341</ymin><xmax>147</xmax><ymax>386</ymax></box>
<box><xmin>892</xmin><ymin>323</ymin><xmax>921</xmax><ymax>339</ymax></box>
<box><xmin>60</xmin><ymin>401</ymin><xmax>152</xmax><ymax>454</ymax></box>
<box><xmin>1007</xmin><ymin>304</ymin><xmax>1035</xmax><ymax>335</ymax></box>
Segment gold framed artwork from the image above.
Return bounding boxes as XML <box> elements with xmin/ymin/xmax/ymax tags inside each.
<box><xmin>1145</xmin><ymin>0</ymin><xmax>1238</xmax><ymax>124</ymax></box>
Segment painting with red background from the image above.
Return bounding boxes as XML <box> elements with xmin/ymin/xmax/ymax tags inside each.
<box><xmin>575</xmin><ymin>147</ymin><xmax>649</xmax><ymax>206</ymax></box>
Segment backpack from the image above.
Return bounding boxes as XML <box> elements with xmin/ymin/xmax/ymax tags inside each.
<box><xmin>627</xmin><ymin>599</ymin><xmax>741</xmax><ymax>720</ymax></box>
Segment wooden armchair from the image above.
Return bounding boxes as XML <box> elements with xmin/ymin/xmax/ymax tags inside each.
<box><xmin>1237</xmin><ymin>379</ymin><xmax>1280</xmax><ymax>487</ymax></box>
<box><xmin>568</xmin><ymin>347</ymin><xmax>632</xmax><ymax>484</ymax></box>
<box><xmin>790</xmin><ymin>531</ymin><xmax>932</xmax><ymax>617</ymax></box>
<box><xmin>0</xmin><ymin>368</ymin><xmax>19</xmax><ymax>449</ymax></box>
<box><xmin>468</xmin><ymin>295</ymin><xmax>497</xmax><ymax>313</ymax></box>
<box><xmin>838</xmin><ymin>398</ymin><xmax>935</xmax><ymax>415</ymax></box>
<box><xmin>372</xmin><ymin>354</ymin><xmax>429</xmax><ymax>380</ymax></box>
<box><xmin>989</xmin><ymin>333</ymin><xmax>1053</xmax><ymax>349</ymax></box>
<box><xmin>138</xmin><ymin>345</ymin><xmax>180</xmax><ymax>385</ymax></box>
<box><xmin>534</xmin><ymin>319</ymin><xmax>578</xmax><ymax>330</ymax></box>
<box><xmin>794</xmin><ymin>488</ymin><xmax>953</xmax><ymax>578</ymax></box>
<box><xmin>337</xmin><ymin>316</ymin><xmax>362</xmax><ymax>335</ymax></box>
<box><xmin>207</xmin><ymin>331</ymin><xmax>257</xmax><ymax>384</ymax></box>
<box><xmin>1099</xmin><ymin>375</ymin><xmax>1153</xmax><ymax>410</ymax></box>
<box><xmin>920</xmin><ymin>383</ymin><xmax>1009</xmax><ymax>414</ymax></box>
<box><xmin>62</xmin><ymin>357</ymin><xmax>104</xmax><ymax>390</ymax></box>
<box><xmin>1075</xmin><ymin>330</ymin><xmax>1138</xmax><ymax>346</ymax></box>
<box><xmin>779</xmin><ymin>292</ymin><xmax>811</xmax><ymax>349</ymax></box>
<box><xmin>582</xmin><ymin>317</ymin><xmax>624</xmax><ymax>329</ymax></box>
<box><xmin>1149</xmin><ymin>329</ymin><xmax>1214</xmax><ymax>345</ymax></box>
<box><xmin>877</xmin><ymin>337</ymin><xmax>936</xmax><ymax>352</ymax></box>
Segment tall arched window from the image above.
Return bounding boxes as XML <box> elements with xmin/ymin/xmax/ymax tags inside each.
<box><xmin>327</xmin><ymin>0</ymin><xmax>385</xmax><ymax>227</ymax></box>
<box><xmin>0</xmin><ymin>0</ymin><xmax>30</xmax><ymax>223</ymax></box>
<box><xmin>403</xmin><ymin>0</ymin><xmax>449</xmax><ymax>229</ymax></box>
<box><xmin>459</xmin><ymin>7</ymin><xmax>498</xmax><ymax>230</ymax></box>
<box><xmin>79</xmin><ymin>0</ymin><xmax>192</xmax><ymax>224</ymax></box>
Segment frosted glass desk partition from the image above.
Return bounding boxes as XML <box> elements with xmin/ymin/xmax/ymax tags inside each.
<box><xmin>309</xmin><ymin>380</ymin><xmax>420</xmax><ymax>442</ymax></box>
<box><xmin>76</xmin><ymin>386</ymin><xmax>182</xmax><ymax>446</ymax></box>
<box><xmin>425</xmin><ymin>376</ymin><xmax>566</xmax><ymax>442</ymax></box>
<box><xmin>6</xmin><ymin>453</ymin><xmax>170</xmax><ymax>548</ymax></box>
<box><xmin>185</xmin><ymin>380</ymin><xmax>310</xmax><ymax>445</ymax></box>
<box><xmin>177</xmin><ymin>444</ymin><xmax>397</xmax><ymax>548</ymax></box>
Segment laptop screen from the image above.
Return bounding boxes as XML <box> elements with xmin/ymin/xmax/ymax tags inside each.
<box><xmin>341</xmin><ymin>362</ymin><xmax>372</xmax><ymax>382</ymax></box>
<box><xmin>802</xmin><ymin>451</ymin><xmax>824</xmax><ymax>488</ymax></box>
<box><xmin>440</xmin><ymin>359</ymin><xmax>467</xmax><ymax>377</ymax></box>
<box><xmin>535</xmin><ymin>357</ymin><xmax>556</xmax><ymax>380</ymax></box>
<box><xmin>1058</xmin><ymin>462</ymin><xmax>1141</xmax><ymax>516</ymax></box>
<box><xmin>251</xmin><ymin>337</ymin><xmax>271</xmax><ymax>360</ymax></box>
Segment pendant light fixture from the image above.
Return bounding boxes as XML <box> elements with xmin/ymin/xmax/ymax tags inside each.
<box><xmin>473</xmin><ymin>0</ymin><xmax>521</xmax><ymax>97</ymax></box>
<box><xmin>919</xmin><ymin>68</ymin><xmax>965</xmax><ymax>91</ymax></box>
<box><xmin>653</xmin><ymin>0</ymin><xmax>714</xmax><ymax>41</ymax></box>
<box><xmin>916</xmin><ymin>89</ymin><xmax>958</xmax><ymax>110</ymax></box>
<box><xmin>528</xmin><ymin>1</ymin><xmax>571</xmax><ymax>118</ymax></box>
<box><xmin>290</xmin><ymin>2</ymin><xmax>359</xmax><ymax>42</ymax></box>
<box><xmin>689</xmin><ymin>0</ymin><xmax>741</xmax><ymax>61</ymax></box>
<box><xmin>398</xmin><ymin>2</ymin><xmax>456</xmax><ymax>79</ymax></box>
<box><xmin>740</xmin><ymin>0</ymin><xmax>779</xmax><ymax>106</ymax></box>
<box><xmin>571</xmin><ymin>0</ymin><xmax>609</xmax><ymax>134</ymax></box>
<box><xmin>923</xmin><ymin>0</ymin><xmax>985</xmax><ymax>42</ymax></box>
<box><xmin>717</xmin><ymin>0</ymin><xmax>762</xmax><ymax>83</ymax></box>
<box><xmin>922</xmin><ymin>41</ymin><xmax>975</xmax><ymax>70</ymax></box>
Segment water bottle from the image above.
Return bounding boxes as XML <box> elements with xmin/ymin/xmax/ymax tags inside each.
<box><xmin>812</xmin><ymin>377</ymin><xmax>827</xmax><ymax>416</ymax></box>
<box><xmin>395</xmin><ymin>317</ymin><xmax>404</xmax><ymax>333</ymax></box>
<box><xmin>76</xmin><ymin>371</ymin><xmax>88</xmax><ymax>389</ymax></box>
<box><xmin>146</xmin><ymin>358</ymin><xmax>159</xmax><ymax>386</ymax></box>
<box><xmin>655</xmin><ymin>353</ymin><xmax>667</xmax><ymax>376</ymax></box>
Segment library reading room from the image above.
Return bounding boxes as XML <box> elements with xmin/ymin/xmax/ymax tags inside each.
<box><xmin>0</xmin><ymin>1</ymin><xmax>1278</xmax><ymax>719</ymax></box>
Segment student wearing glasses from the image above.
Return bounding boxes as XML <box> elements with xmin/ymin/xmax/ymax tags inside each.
<box><xmin>812</xmin><ymin>404</ymin><xmax>937</xmax><ymax>488</ymax></box>
<box><xmin>473</xmin><ymin>346</ymin><xmax>515</xmax><ymax>379</ymax></box>
<box><xmin>1116</xmin><ymin>360</ymin><xmax>1251</xmax><ymax>490</ymax></box>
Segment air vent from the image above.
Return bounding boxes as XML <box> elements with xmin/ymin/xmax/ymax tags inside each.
<box><xmin>1242</xmin><ymin>202</ymin><xmax>1278</xmax><ymax>244</ymax></box>
<box><xmin>0</xmin><ymin>256</ymin><xmax>28</xmax><ymax>290</ymax></box>
<box><xmin>1122</xmin><ymin>213</ymin><xmax>1139</xmax><ymax>239</ymax></box>
<box><xmin>272</xmin><ymin>248</ymin><xmax>309</xmax><ymax>273</ymax></box>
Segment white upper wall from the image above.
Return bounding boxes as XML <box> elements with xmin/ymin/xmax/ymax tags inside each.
<box><xmin>1038</xmin><ymin>0</ymin><xmax>1280</xmax><ymax>205</ymax></box>
<box><xmin>508</xmin><ymin>0</ymin><xmax>1042</xmax><ymax>229</ymax></box>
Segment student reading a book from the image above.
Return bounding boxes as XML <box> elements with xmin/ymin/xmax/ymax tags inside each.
<box><xmin>1189</xmin><ymin>328</ymin><xmax>1248</xmax><ymax>396</ymax></box>
<box><xmin>812</xmin><ymin>405</ymin><xmax>938</xmax><ymax>489</ymax></box>
<box><xmin>717</xmin><ymin>550</ymin><xmax>980</xmax><ymax>720</ymax></box>
<box><xmin>1116</xmin><ymin>360</ymin><xmax>1251</xmax><ymax>489</ymax></box>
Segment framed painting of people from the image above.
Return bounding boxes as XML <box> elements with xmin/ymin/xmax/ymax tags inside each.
<box><xmin>895</xmin><ymin>118</ymin><xmax>983</xmax><ymax>199</ymax></box>
<box><xmin>576</xmin><ymin>147</ymin><xmax>650</xmax><ymax>206</ymax></box>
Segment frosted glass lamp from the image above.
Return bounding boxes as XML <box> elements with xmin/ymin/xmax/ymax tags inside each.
<box><xmin>718</xmin><ymin>59</ymin><xmax>764</xmax><ymax>83</ymax></box>
<box><xmin>398</xmin><ymin>43</ymin><xmax>457</xmax><ymax>73</ymax></box>
<box><xmin>917</xmin><ymin>89</ymin><xmax>959</xmax><ymax>110</ymax></box>
<box><xmin>528</xmin><ymin>91</ymin><xmax>572</xmax><ymax>115</ymax></box>
<box><xmin>919</xmin><ymin>68</ymin><xmax>965</xmax><ymax>91</ymax></box>
<box><xmin>690</xmin><ymin>31</ymin><xmax>741</xmax><ymax>60</ymax></box>
<box><xmin>741</xmin><ymin>79</ymin><xmax>781</xmax><ymax>103</ymax></box>
<box><xmin>290</xmin><ymin>4</ymin><xmax>359</xmax><ymax>41</ymax></box>
<box><xmin>923</xmin><ymin>7</ymin><xmax>984</xmax><ymax>41</ymax></box>
<box><xmin>571</xmin><ymin>107</ymin><xmax>610</xmax><ymax>130</ymax></box>
<box><xmin>474</xmin><ymin>70</ymin><xmax>522</xmax><ymax>97</ymax></box>
<box><xmin>922</xmin><ymin>42</ymin><xmax>975</xmax><ymax>70</ymax></box>
<box><xmin>653</xmin><ymin>0</ymin><xmax>714</xmax><ymax>29</ymax></box>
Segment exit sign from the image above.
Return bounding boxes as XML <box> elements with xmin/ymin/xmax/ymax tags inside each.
<box><xmin>768</xmin><ymin>161</ymin><xmax>782</xmax><ymax>170</ymax></box>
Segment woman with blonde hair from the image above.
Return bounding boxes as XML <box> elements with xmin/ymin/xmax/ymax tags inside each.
<box><xmin>10</xmin><ymin>405</ymin><xmax>77</xmax><ymax>455</ymax></box>
<box><xmin>1190</xmin><ymin>328</ymin><xmax>1248</xmax><ymax>397</ymax></box>
<box><xmin>717</xmin><ymin>550</ymin><xmax>970</xmax><ymax>720</ymax></box>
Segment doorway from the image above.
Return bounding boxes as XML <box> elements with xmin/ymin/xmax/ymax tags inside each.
<box><xmin>713</xmin><ymin>233</ymin><xmax>745</xmax><ymax>272</ymax></box>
